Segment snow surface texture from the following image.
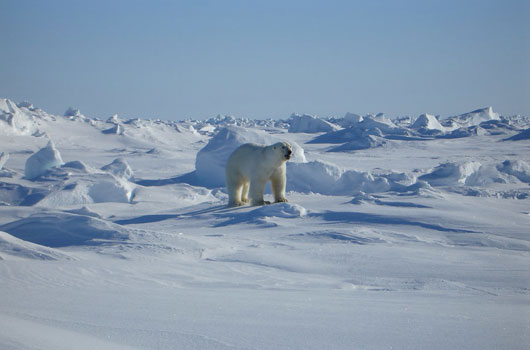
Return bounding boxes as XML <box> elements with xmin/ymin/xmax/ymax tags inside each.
<box><xmin>1</xmin><ymin>98</ymin><xmax>529</xmax><ymax>350</ymax></box>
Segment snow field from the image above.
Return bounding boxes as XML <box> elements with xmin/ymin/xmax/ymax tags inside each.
<box><xmin>0</xmin><ymin>98</ymin><xmax>529</xmax><ymax>349</ymax></box>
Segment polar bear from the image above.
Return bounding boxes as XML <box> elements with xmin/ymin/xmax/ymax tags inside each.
<box><xmin>226</xmin><ymin>142</ymin><xmax>292</xmax><ymax>207</ymax></box>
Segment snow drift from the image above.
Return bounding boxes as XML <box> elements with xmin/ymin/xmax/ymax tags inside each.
<box><xmin>0</xmin><ymin>212</ymin><xmax>130</xmax><ymax>247</ymax></box>
<box><xmin>0</xmin><ymin>231</ymin><xmax>72</xmax><ymax>260</ymax></box>
<box><xmin>286</xmin><ymin>161</ymin><xmax>404</xmax><ymax>195</ymax></box>
<box><xmin>444</xmin><ymin>107</ymin><xmax>500</xmax><ymax>128</ymax></box>
<box><xmin>288</xmin><ymin>114</ymin><xmax>339</xmax><ymax>133</ymax></box>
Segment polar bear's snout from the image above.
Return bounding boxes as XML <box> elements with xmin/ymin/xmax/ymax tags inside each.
<box><xmin>281</xmin><ymin>143</ymin><xmax>293</xmax><ymax>160</ymax></box>
<box><xmin>285</xmin><ymin>149</ymin><xmax>292</xmax><ymax>160</ymax></box>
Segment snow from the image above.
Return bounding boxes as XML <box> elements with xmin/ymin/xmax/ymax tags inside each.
<box><xmin>0</xmin><ymin>212</ymin><xmax>130</xmax><ymax>247</ymax></box>
<box><xmin>24</xmin><ymin>141</ymin><xmax>64</xmax><ymax>179</ymax></box>
<box><xmin>504</xmin><ymin>127</ymin><xmax>530</xmax><ymax>141</ymax></box>
<box><xmin>101</xmin><ymin>158</ymin><xmax>135</xmax><ymax>180</ymax></box>
<box><xmin>0</xmin><ymin>98</ymin><xmax>40</xmax><ymax>135</ymax></box>
<box><xmin>445</xmin><ymin>106</ymin><xmax>500</xmax><ymax>128</ymax></box>
<box><xmin>1</xmin><ymin>98</ymin><xmax>530</xmax><ymax>349</ymax></box>
<box><xmin>411</xmin><ymin>113</ymin><xmax>445</xmax><ymax>131</ymax></box>
<box><xmin>288</xmin><ymin>113</ymin><xmax>339</xmax><ymax>133</ymax></box>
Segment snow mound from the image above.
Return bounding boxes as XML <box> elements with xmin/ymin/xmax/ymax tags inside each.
<box><xmin>497</xmin><ymin>160</ymin><xmax>530</xmax><ymax>183</ymax></box>
<box><xmin>0</xmin><ymin>212</ymin><xmax>130</xmax><ymax>247</ymax></box>
<box><xmin>102</xmin><ymin>124</ymin><xmax>123</xmax><ymax>135</ymax></box>
<box><xmin>504</xmin><ymin>128</ymin><xmax>530</xmax><ymax>141</ymax></box>
<box><xmin>195</xmin><ymin>126</ymin><xmax>306</xmax><ymax>187</ymax></box>
<box><xmin>24</xmin><ymin>141</ymin><xmax>64</xmax><ymax>179</ymax></box>
<box><xmin>358</xmin><ymin>114</ymin><xmax>400</xmax><ymax>133</ymax></box>
<box><xmin>64</xmin><ymin>107</ymin><xmax>88</xmax><ymax>121</ymax></box>
<box><xmin>288</xmin><ymin>114</ymin><xmax>339</xmax><ymax>133</ymax></box>
<box><xmin>0</xmin><ymin>183</ymin><xmax>48</xmax><ymax>206</ymax></box>
<box><xmin>337</xmin><ymin>112</ymin><xmax>363</xmax><ymax>128</ymax></box>
<box><xmin>309</xmin><ymin>114</ymin><xmax>409</xmax><ymax>149</ymax></box>
<box><xmin>418</xmin><ymin>162</ymin><xmax>482</xmax><ymax>186</ymax></box>
<box><xmin>0</xmin><ymin>98</ymin><xmax>40</xmax><ymax>135</ymax></box>
<box><xmin>328</xmin><ymin>135</ymin><xmax>385</xmax><ymax>152</ymax></box>
<box><xmin>445</xmin><ymin>107</ymin><xmax>500</xmax><ymax>128</ymax></box>
<box><xmin>412</xmin><ymin>114</ymin><xmax>445</xmax><ymax>131</ymax></box>
<box><xmin>38</xmin><ymin>173</ymin><xmax>135</xmax><ymax>207</ymax></box>
<box><xmin>287</xmin><ymin>161</ymin><xmax>394</xmax><ymax>195</ymax></box>
<box><xmin>0</xmin><ymin>231</ymin><xmax>72</xmax><ymax>260</ymax></box>
<box><xmin>309</xmin><ymin>127</ymin><xmax>376</xmax><ymax>144</ymax></box>
<box><xmin>416</xmin><ymin>160</ymin><xmax>530</xmax><ymax>188</ymax></box>
<box><xmin>101</xmin><ymin>158</ymin><xmax>134</xmax><ymax>180</ymax></box>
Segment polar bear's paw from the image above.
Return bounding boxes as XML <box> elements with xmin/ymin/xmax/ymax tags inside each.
<box><xmin>275</xmin><ymin>198</ymin><xmax>288</xmax><ymax>203</ymax></box>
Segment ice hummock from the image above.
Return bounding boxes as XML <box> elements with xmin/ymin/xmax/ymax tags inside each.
<box><xmin>101</xmin><ymin>158</ymin><xmax>134</xmax><ymax>180</ymax></box>
<box><xmin>0</xmin><ymin>212</ymin><xmax>130</xmax><ymax>247</ymax></box>
<box><xmin>411</xmin><ymin>113</ymin><xmax>445</xmax><ymax>131</ymax></box>
<box><xmin>0</xmin><ymin>98</ymin><xmax>40</xmax><ymax>135</ymax></box>
<box><xmin>24</xmin><ymin>141</ymin><xmax>64</xmax><ymax>179</ymax></box>
<box><xmin>288</xmin><ymin>113</ymin><xmax>339</xmax><ymax>133</ymax></box>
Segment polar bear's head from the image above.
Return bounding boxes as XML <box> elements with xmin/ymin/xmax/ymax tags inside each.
<box><xmin>272</xmin><ymin>142</ymin><xmax>293</xmax><ymax>161</ymax></box>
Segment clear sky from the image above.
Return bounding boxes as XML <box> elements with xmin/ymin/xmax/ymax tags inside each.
<box><xmin>1</xmin><ymin>0</ymin><xmax>529</xmax><ymax>120</ymax></box>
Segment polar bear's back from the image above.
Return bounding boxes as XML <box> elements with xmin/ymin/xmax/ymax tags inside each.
<box><xmin>226</xmin><ymin>143</ymin><xmax>266</xmax><ymax>176</ymax></box>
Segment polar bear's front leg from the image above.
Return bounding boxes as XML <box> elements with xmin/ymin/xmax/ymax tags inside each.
<box><xmin>249</xmin><ymin>177</ymin><xmax>270</xmax><ymax>206</ymax></box>
<box><xmin>271</xmin><ymin>165</ymin><xmax>288</xmax><ymax>203</ymax></box>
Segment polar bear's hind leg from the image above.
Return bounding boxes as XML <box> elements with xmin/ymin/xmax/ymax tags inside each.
<box><xmin>241</xmin><ymin>181</ymin><xmax>250</xmax><ymax>204</ymax></box>
<box><xmin>227</xmin><ymin>175</ymin><xmax>244</xmax><ymax>207</ymax></box>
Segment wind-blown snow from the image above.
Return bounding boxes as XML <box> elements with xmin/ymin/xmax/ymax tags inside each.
<box><xmin>1</xmin><ymin>98</ymin><xmax>529</xmax><ymax>350</ymax></box>
<box><xmin>0</xmin><ymin>212</ymin><xmax>130</xmax><ymax>247</ymax></box>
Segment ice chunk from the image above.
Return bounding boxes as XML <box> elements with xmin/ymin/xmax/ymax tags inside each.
<box><xmin>0</xmin><ymin>152</ymin><xmax>9</xmax><ymax>169</ymax></box>
<box><xmin>419</xmin><ymin>162</ymin><xmax>482</xmax><ymax>186</ymax></box>
<box><xmin>411</xmin><ymin>113</ymin><xmax>445</xmax><ymax>131</ymax></box>
<box><xmin>497</xmin><ymin>160</ymin><xmax>530</xmax><ymax>183</ymax></box>
<box><xmin>288</xmin><ymin>114</ymin><xmax>339</xmax><ymax>133</ymax></box>
<box><xmin>101</xmin><ymin>158</ymin><xmax>134</xmax><ymax>180</ymax></box>
<box><xmin>24</xmin><ymin>141</ymin><xmax>64</xmax><ymax>179</ymax></box>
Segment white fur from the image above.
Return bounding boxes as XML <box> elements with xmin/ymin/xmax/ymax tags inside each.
<box><xmin>226</xmin><ymin>142</ymin><xmax>292</xmax><ymax>206</ymax></box>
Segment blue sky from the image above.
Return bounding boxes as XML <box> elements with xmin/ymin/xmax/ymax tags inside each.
<box><xmin>1</xmin><ymin>0</ymin><xmax>529</xmax><ymax>120</ymax></box>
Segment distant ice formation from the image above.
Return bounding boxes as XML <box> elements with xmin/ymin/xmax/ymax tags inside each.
<box><xmin>24</xmin><ymin>141</ymin><xmax>64</xmax><ymax>179</ymax></box>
